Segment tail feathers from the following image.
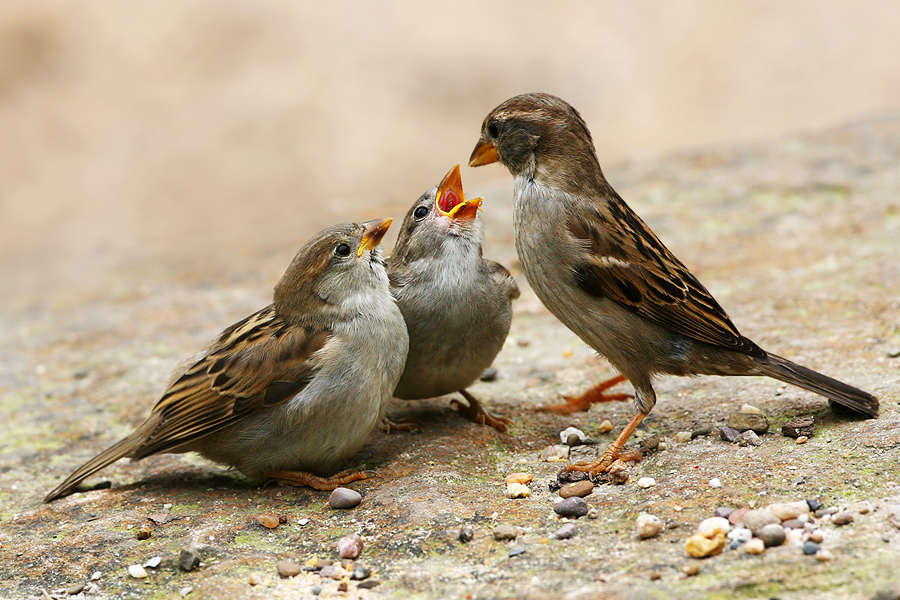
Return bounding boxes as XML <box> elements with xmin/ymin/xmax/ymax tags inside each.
<box><xmin>758</xmin><ymin>353</ymin><xmax>879</xmax><ymax>418</ymax></box>
<box><xmin>43</xmin><ymin>436</ymin><xmax>139</xmax><ymax>503</ymax></box>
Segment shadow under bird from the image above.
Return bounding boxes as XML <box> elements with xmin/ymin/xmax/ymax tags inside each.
<box><xmin>44</xmin><ymin>219</ymin><xmax>408</xmax><ymax>502</ymax></box>
<box><xmin>388</xmin><ymin>165</ymin><xmax>519</xmax><ymax>431</ymax></box>
<box><xmin>469</xmin><ymin>92</ymin><xmax>878</xmax><ymax>475</ymax></box>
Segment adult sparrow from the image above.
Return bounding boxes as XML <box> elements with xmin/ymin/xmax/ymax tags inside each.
<box><xmin>388</xmin><ymin>165</ymin><xmax>519</xmax><ymax>431</ymax></box>
<box><xmin>44</xmin><ymin>219</ymin><xmax>408</xmax><ymax>502</ymax></box>
<box><xmin>469</xmin><ymin>93</ymin><xmax>878</xmax><ymax>475</ymax></box>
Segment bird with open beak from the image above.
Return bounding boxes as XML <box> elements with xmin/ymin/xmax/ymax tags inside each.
<box><xmin>45</xmin><ymin>218</ymin><xmax>408</xmax><ymax>502</ymax></box>
<box><xmin>388</xmin><ymin>165</ymin><xmax>519</xmax><ymax>431</ymax></box>
<box><xmin>469</xmin><ymin>93</ymin><xmax>878</xmax><ymax>477</ymax></box>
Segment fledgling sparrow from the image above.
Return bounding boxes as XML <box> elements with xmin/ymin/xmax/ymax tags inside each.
<box><xmin>44</xmin><ymin>219</ymin><xmax>408</xmax><ymax>502</ymax></box>
<box><xmin>469</xmin><ymin>93</ymin><xmax>878</xmax><ymax>475</ymax></box>
<box><xmin>388</xmin><ymin>165</ymin><xmax>519</xmax><ymax>431</ymax></box>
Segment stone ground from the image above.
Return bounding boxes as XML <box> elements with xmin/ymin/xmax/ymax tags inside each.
<box><xmin>2</xmin><ymin>116</ymin><xmax>900</xmax><ymax>599</ymax></box>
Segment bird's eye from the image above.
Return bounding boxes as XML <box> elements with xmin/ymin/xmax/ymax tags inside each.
<box><xmin>413</xmin><ymin>206</ymin><xmax>429</xmax><ymax>219</ymax></box>
<box><xmin>335</xmin><ymin>243</ymin><xmax>351</xmax><ymax>257</ymax></box>
<box><xmin>488</xmin><ymin>121</ymin><xmax>501</xmax><ymax>138</ymax></box>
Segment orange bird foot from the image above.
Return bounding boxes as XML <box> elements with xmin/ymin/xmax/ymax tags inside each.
<box><xmin>264</xmin><ymin>469</ymin><xmax>374</xmax><ymax>491</ymax></box>
<box><xmin>538</xmin><ymin>374</ymin><xmax>632</xmax><ymax>414</ymax></box>
<box><xmin>450</xmin><ymin>389</ymin><xmax>511</xmax><ymax>432</ymax></box>
<box><xmin>379</xmin><ymin>415</ymin><xmax>423</xmax><ymax>434</ymax></box>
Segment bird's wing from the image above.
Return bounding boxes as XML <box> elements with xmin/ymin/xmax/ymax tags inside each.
<box><xmin>132</xmin><ymin>304</ymin><xmax>331</xmax><ymax>458</ymax></box>
<box><xmin>483</xmin><ymin>259</ymin><xmax>521</xmax><ymax>300</ymax></box>
<box><xmin>568</xmin><ymin>204</ymin><xmax>765</xmax><ymax>358</ymax></box>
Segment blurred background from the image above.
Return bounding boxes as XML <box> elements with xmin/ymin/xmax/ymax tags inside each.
<box><xmin>2</xmin><ymin>0</ymin><xmax>900</xmax><ymax>308</ymax></box>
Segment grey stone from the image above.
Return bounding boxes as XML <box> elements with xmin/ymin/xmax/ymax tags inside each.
<box><xmin>276</xmin><ymin>560</ymin><xmax>302</xmax><ymax>578</ymax></box>
<box><xmin>329</xmin><ymin>487</ymin><xmax>362</xmax><ymax>509</ymax></box>
<box><xmin>802</xmin><ymin>540</ymin><xmax>821</xmax><ymax>555</ymax></box>
<box><xmin>742</xmin><ymin>509</ymin><xmax>781</xmax><ymax>535</ymax></box>
<box><xmin>735</xmin><ymin>430</ymin><xmax>763</xmax><ymax>446</ymax></box>
<box><xmin>554</xmin><ymin>497</ymin><xmax>590</xmax><ymax>518</ymax></box>
<box><xmin>459</xmin><ymin>526</ymin><xmax>474</xmax><ymax>543</ymax></box>
<box><xmin>782</xmin><ymin>415</ymin><xmax>815</xmax><ymax>438</ymax></box>
<box><xmin>720</xmin><ymin>426</ymin><xmax>741</xmax><ymax>443</ymax></box>
<box><xmin>715</xmin><ymin>507</ymin><xmax>735</xmax><ymax>519</ymax></box>
<box><xmin>178</xmin><ymin>548</ymin><xmax>201</xmax><ymax>572</ymax></box>
<box><xmin>555</xmin><ymin>523</ymin><xmax>577</xmax><ymax>539</ymax></box>
<box><xmin>757</xmin><ymin>523</ymin><xmax>786</xmax><ymax>547</ymax></box>
<box><xmin>492</xmin><ymin>523</ymin><xmax>518</xmax><ymax>541</ymax></box>
<box><xmin>726</xmin><ymin>412</ymin><xmax>770</xmax><ymax>434</ymax></box>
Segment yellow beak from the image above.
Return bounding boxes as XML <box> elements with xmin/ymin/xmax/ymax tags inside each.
<box><xmin>468</xmin><ymin>138</ymin><xmax>500</xmax><ymax>167</ymax></box>
<box><xmin>357</xmin><ymin>217</ymin><xmax>392</xmax><ymax>256</ymax></box>
<box><xmin>436</xmin><ymin>164</ymin><xmax>482</xmax><ymax>221</ymax></box>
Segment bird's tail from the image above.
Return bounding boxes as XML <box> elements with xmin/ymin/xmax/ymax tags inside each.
<box><xmin>756</xmin><ymin>353</ymin><xmax>878</xmax><ymax>418</ymax></box>
<box><xmin>43</xmin><ymin>435</ymin><xmax>140</xmax><ymax>503</ymax></box>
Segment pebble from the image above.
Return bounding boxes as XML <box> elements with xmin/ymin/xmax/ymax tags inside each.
<box><xmin>506</xmin><ymin>472</ymin><xmax>534</xmax><ymax>485</ymax></box>
<box><xmin>587</xmin><ymin>508</ymin><xmax>600</xmax><ymax>519</ymax></box>
<box><xmin>459</xmin><ymin>526</ymin><xmax>474</xmax><ymax>543</ymax></box>
<box><xmin>554</xmin><ymin>497</ymin><xmax>590</xmax><ymax>518</ymax></box>
<box><xmin>258</xmin><ymin>514</ymin><xmax>280</xmax><ymax>529</ymax></box>
<box><xmin>480</xmin><ymin>367</ymin><xmax>498</xmax><ymax>382</ymax></box>
<box><xmin>715</xmin><ymin>507</ymin><xmax>734</xmax><ymax>519</ymax></box>
<box><xmin>735</xmin><ymin>430</ymin><xmax>763</xmax><ymax>446</ymax></box>
<box><xmin>636</xmin><ymin>513</ymin><xmax>662</xmax><ymax>539</ymax></box>
<box><xmin>67</xmin><ymin>583</ymin><xmax>86</xmax><ymax>595</ymax></box>
<box><xmin>796</xmin><ymin>436</ymin><xmax>808</xmax><ymax>444</ymax></box>
<box><xmin>357</xmin><ymin>580</ymin><xmax>380</xmax><ymax>589</ymax></box>
<box><xmin>559</xmin><ymin>480</ymin><xmax>594</xmax><ymax>498</ymax></box>
<box><xmin>720</xmin><ymin>426</ymin><xmax>741</xmax><ymax>443</ymax></box>
<box><xmin>806</xmin><ymin>499</ymin><xmax>823</xmax><ymax>512</ymax></box>
<box><xmin>338</xmin><ymin>534</ymin><xmax>364</xmax><ymax>559</ymax></box>
<box><xmin>276</xmin><ymin>560</ymin><xmax>302</xmax><ymax>578</ymax></box>
<box><xmin>682</xmin><ymin>563</ymin><xmax>700</xmax><ymax>576</ymax></box>
<box><xmin>507</xmin><ymin>482</ymin><xmax>531</xmax><ymax>499</ymax></box>
<box><xmin>816</xmin><ymin>548</ymin><xmax>834</xmax><ymax>561</ymax></box>
<box><xmin>597</xmin><ymin>419</ymin><xmax>614</xmax><ymax>433</ymax></box>
<box><xmin>674</xmin><ymin>431</ymin><xmax>692</xmax><ymax>443</ymax></box>
<box><xmin>815</xmin><ymin>506</ymin><xmax>839</xmax><ymax>518</ymax></box>
<box><xmin>782</xmin><ymin>415</ymin><xmax>815</xmax><ymax>438</ymax></box>
<box><xmin>247</xmin><ymin>573</ymin><xmax>262</xmax><ymax>586</ymax></box>
<box><xmin>329</xmin><ymin>487</ymin><xmax>362</xmax><ymax>509</ymax></box>
<box><xmin>709</xmin><ymin>478</ymin><xmax>722</xmax><ymax>488</ymax></box>
<box><xmin>179</xmin><ymin>586</ymin><xmax>192</xmax><ymax>597</ymax></box>
<box><xmin>640</xmin><ymin>434</ymin><xmax>660</xmax><ymax>452</ymax></box>
<box><xmin>727</xmin><ymin>412</ymin><xmax>769</xmax><ymax>434</ymax></box>
<box><xmin>144</xmin><ymin>556</ymin><xmax>162</xmax><ymax>569</ymax></box>
<box><xmin>691</xmin><ymin>427</ymin><xmax>711</xmax><ymax>439</ymax></box>
<box><xmin>786</xmin><ymin>529</ymin><xmax>804</xmax><ymax>546</ymax></box>
<box><xmin>808</xmin><ymin>530</ymin><xmax>824</xmax><ymax>543</ymax></box>
<box><xmin>608</xmin><ymin>461</ymin><xmax>630</xmax><ymax>485</ymax></box>
<box><xmin>767</xmin><ymin>501</ymin><xmax>810</xmax><ymax>521</ymax></box>
<box><xmin>91</xmin><ymin>572</ymin><xmax>101</xmax><ymax>581</ymax></box>
<box><xmin>781</xmin><ymin>519</ymin><xmax>804</xmax><ymax>530</ymax></box>
<box><xmin>351</xmin><ymin>566</ymin><xmax>372</xmax><ymax>581</ymax></box>
<box><xmin>555</xmin><ymin>523</ymin><xmax>577</xmax><ymax>539</ymax></box>
<box><xmin>319</xmin><ymin>565</ymin><xmax>338</xmax><ymax>579</ymax></box>
<box><xmin>685</xmin><ymin>532</ymin><xmax>725</xmax><ymax>558</ymax></box>
<box><xmin>832</xmin><ymin>511</ymin><xmax>854</xmax><ymax>526</ymax></box>
<box><xmin>179</xmin><ymin>548</ymin><xmax>201</xmax><ymax>572</ymax></box>
<box><xmin>698</xmin><ymin>517</ymin><xmax>731</xmax><ymax>538</ymax></box>
<box><xmin>539</xmin><ymin>445</ymin><xmax>570</xmax><ymax>462</ymax></box>
<box><xmin>560</xmin><ymin>426</ymin><xmax>587</xmax><ymax>445</ymax></box>
<box><xmin>743</xmin><ymin>538</ymin><xmax>765</xmax><ymax>554</ymax></box>
<box><xmin>727</xmin><ymin>527</ymin><xmax>752</xmax><ymax>543</ymax></box>
<box><xmin>636</xmin><ymin>477</ymin><xmax>656</xmax><ymax>489</ymax></box>
<box><xmin>311</xmin><ymin>584</ymin><xmax>323</xmax><ymax>594</ymax></box>
<box><xmin>802</xmin><ymin>540</ymin><xmax>821</xmax><ymax>555</ymax></box>
<box><xmin>135</xmin><ymin>526</ymin><xmax>152</xmax><ymax>540</ymax></box>
<box><xmin>493</xmin><ymin>523</ymin><xmax>518</xmax><ymax>540</ymax></box>
<box><xmin>758</xmin><ymin>523</ymin><xmax>787</xmax><ymax>547</ymax></box>
<box><xmin>508</xmin><ymin>547</ymin><xmax>527</xmax><ymax>557</ymax></box>
<box><xmin>128</xmin><ymin>565</ymin><xmax>148</xmax><ymax>579</ymax></box>
<box><xmin>740</xmin><ymin>403</ymin><xmax>762</xmax><ymax>414</ymax></box>
<box><xmin>743</xmin><ymin>509</ymin><xmax>781</xmax><ymax>534</ymax></box>
<box><xmin>728</xmin><ymin>508</ymin><xmax>748</xmax><ymax>525</ymax></box>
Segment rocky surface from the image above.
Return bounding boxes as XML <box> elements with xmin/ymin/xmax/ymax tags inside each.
<box><xmin>2</xmin><ymin>116</ymin><xmax>900</xmax><ymax>599</ymax></box>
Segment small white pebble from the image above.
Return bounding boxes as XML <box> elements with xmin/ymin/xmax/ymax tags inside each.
<box><xmin>559</xmin><ymin>427</ymin><xmax>587</xmax><ymax>444</ymax></box>
<box><xmin>709</xmin><ymin>478</ymin><xmax>722</xmax><ymax>488</ymax></box>
<box><xmin>658</xmin><ymin>441</ymin><xmax>668</xmax><ymax>450</ymax></box>
<box><xmin>796</xmin><ymin>436</ymin><xmax>808</xmax><ymax>444</ymax></box>
<box><xmin>163</xmin><ymin>503</ymin><xmax>173</xmax><ymax>509</ymax></box>
<box><xmin>743</xmin><ymin>538</ymin><xmax>765</xmax><ymax>554</ymax></box>
<box><xmin>297</xmin><ymin>518</ymin><xmax>309</xmax><ymax>526</ymax></box>
<box><xmin>798</xmin><ymin>513</ymin><xmax>809</xmax><ymax>523</ymax></box>
<box><xmin>636</xmin><ymin>513</ymin><xmax>662</xmax><ymax>539</ymax></box>
<box><xmin>740</xmin><ymin>403</ymin><xmax>762</xmax><ymax>414</ymax></box>
<box><xmin>507</xmin><ymin>482</ymin><xmax>531</xmax><ymax>499</ymax></box>
<box><xmin>128</xmin><ymin>565</ymin><xmax>148</xmax><ymax>579</ymax></box>
<box><xmin>816</xmin><ymin>548</ymin><xmax>834</xmax><ymax>562</ymax></box>
<box><xmin>91</xmin><ymin>572</ymin><xmax>102</xmax><ymax>581</ymax></box>
<box><xmin>673</xmin><ymin>505</ymin><xmax>683</xmax><ymax>512</ymax></box>
<box><xmin>637</xmin><ymin>477</ymin><xmax>656</xmax><ymax>489</ymax></box>
<box><xmin>787</xmin><ymin>529</ymin><xmax>804</xmax><ymax>546</ymax></box>
<box><xmin>698</xmin><ymin>517</ymin><xmax>731</xmax><ymax>538</ymax></box>
<box><xmin>143</xmin><ymin>556</ymin><xmax>162</xmax><ymax>568</ymax></box>
<box><xmin>727</xmin><ymin>527</ymin><xmax>752</xmax><ymax>543</ymax></box>
<box><xmin>674</xmin><ymin>431</ymin><xmax>691</xmax><ymax>443</ymax></box>
<box><xmin>490</xmin><ymin>512</ymin><xmax>499</xmax><ymax>519</ymax></box>
<box><xmin>180</xmin><ymin>586</ymin><xmax>193</xmax><ymax>597</ymax></box>
<box><xmin>597</xmin><ymin>419</ymin><xmax>613</xmax><ymax>433</ymax></box>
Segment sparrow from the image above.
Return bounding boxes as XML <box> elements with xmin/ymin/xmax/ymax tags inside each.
<box><xmin>469</xmin><ymin>93</ymin><xmax>879</xmax><ymax>475</ymax></box>
<box><xmin>388</xmin><ymin>165</ymin><xmax>519</xmax><ymax>432</ymax></box>
<box><xmin>44</xmin><ymin>218</ymin><xmax>409</xmax><ymax>502</ymax></box>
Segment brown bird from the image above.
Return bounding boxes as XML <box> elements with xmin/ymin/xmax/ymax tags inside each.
<box><xmin>45</xmin><ymin>219</ymin><xmax>408</xmax><ymax>502</ymax></box>
<box><xmin>388</xmin><ymin>165</ymin><xmax>519</xmax><ymax>431</ymax></box>
<box><xmin>469</xmin><ymin>93</ymin><xmax>878</xmax><ymax>476</ymax></box>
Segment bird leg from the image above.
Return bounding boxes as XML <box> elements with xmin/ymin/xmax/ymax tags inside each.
<box><xmin>565</xmin><ymin>411</ymin><xmax>647</xmax><ymax>475</ymax></box>
<box><xmin>379</xmin><ymin>415</ymin><xmax>423</xmax><ymax>434</ymax></box>
<box><xmin>539</xmin><ymin>374</ymin><xmax>632</xmax><ymax>414</ymax></box>
<box><xmin>450</xmin><ymin>389</ymin><xmax>512</xmax><ymax>432</ymax></box>
<box><xmin>265</xmin><ymin>469</ymin><xmax>374</xmax><ymax>491</ymax></box>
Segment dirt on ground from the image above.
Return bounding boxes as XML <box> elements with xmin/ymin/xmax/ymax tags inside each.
<box><xmin>1</xmin><ymin>114</ymin><xmax>899</xmax><ymax>599</ymax></box>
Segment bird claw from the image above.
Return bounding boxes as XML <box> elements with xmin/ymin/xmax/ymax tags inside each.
<box><xmin>265</xmin><ymin>469</ymin><xmax>374</xmax><ymax>491</ymax></box>
<box><xmin>565</xmin><ymin>448</ymin><xmax>642</xmax><ymax>477</ymax></box>
<box><xmin>451</xmin><ymin>390</ymin><xmax>511</xmax><ymax>432</ymax></box>
<box><xmin>537</xmin><ymin>374</ymin><xmax>632</xmax><ymax>414</ymax></box>
<box><xmin>379</xmin><ymin>415</ymin><xmax>423</xmax><ymax>434</ymax></box>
